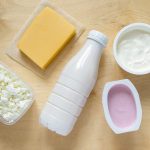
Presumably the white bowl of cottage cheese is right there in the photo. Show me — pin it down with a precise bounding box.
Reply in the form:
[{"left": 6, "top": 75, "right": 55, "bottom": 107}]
[{"left": 113, "top": 23, "right": 150, "bottom": 75}]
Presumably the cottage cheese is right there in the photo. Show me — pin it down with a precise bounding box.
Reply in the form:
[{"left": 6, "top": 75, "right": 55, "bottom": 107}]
[{"left": 0, "top": 64, "right": 33, "bottom": 124}]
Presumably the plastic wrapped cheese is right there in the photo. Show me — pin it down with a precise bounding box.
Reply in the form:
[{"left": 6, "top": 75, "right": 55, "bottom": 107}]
[
  {"left": 0, "top": 64, "right": 34, "bottom": 125},
  {"left": 6, "top": 0, "right": 84, "bottom": 77}
]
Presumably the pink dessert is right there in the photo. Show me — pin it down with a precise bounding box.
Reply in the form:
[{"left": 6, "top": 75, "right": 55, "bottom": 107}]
[{"left": 108, "top": 84, "right": 136, "bottom": 128}]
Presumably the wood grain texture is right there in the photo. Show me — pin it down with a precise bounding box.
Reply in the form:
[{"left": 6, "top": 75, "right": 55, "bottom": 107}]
[{"left": 0, "top": 0, "right": 150, "bottom": 150}]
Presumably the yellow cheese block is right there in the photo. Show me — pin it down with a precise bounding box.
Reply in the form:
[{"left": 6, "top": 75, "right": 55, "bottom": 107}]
[{"left": 17, "top": 7, "right": 76, "bottom": 69}]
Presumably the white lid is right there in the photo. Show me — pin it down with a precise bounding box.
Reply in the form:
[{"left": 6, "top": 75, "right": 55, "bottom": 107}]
[{"left": 87, "top": 30, "right": 108, "bottom": 47}]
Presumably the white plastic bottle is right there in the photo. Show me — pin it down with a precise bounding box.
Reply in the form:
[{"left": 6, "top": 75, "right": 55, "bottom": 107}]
[{"left": 40, "top": 30, "right": 108, "bottom": 136}]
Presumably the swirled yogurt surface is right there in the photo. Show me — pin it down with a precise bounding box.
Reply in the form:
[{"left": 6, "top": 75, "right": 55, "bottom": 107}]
[
  {"left": 0, "top": 64, "right": 33, "bottom": 124},
  {"left": 117, "top": 30, "right": 150, "bottom": 73}
]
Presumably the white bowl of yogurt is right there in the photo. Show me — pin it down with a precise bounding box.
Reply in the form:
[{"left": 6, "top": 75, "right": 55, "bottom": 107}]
[{"left": 113, "top": 23, "right": 150, "bottom": 75}]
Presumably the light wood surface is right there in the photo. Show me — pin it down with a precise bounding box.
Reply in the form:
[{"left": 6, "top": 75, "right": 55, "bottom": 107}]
[{"left": 0, "top": 0, "right": 150, "bottom": 150}]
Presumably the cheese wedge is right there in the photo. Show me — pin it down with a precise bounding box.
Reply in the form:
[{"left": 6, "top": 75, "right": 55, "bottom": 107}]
[{"left": 17, "top": 7, "right": 76, "bottom": 69}]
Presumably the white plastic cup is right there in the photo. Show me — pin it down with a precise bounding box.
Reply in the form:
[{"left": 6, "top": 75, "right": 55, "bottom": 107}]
[{"left": 102, "top": 79, "right": 142, "bottom": 134}]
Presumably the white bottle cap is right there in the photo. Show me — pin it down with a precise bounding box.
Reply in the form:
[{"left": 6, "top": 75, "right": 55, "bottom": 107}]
[{"left": 87, "top": 30, "right": 108, "bottom": 47}]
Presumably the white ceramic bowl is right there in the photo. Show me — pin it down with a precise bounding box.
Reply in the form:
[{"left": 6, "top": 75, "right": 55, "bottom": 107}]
[{"left": 113, "top": 23, "right": 150, "bottom": 75}]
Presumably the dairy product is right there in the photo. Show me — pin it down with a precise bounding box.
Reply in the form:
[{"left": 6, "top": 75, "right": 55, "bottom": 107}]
[
  {"left": 117, "top": 30, "right": 150, "bottom": 72},
  {"left": 40, "top": 30, "right": 108, "bottom": 136},
  {"left": 108, "top": 84, "right": 136, "bottom": 128},
  {"left": 102, "top": 79, "right": 142, "bottom": 134},
  {"left": 18, "top": 7, "right": 76, "bottom": 69},
  {"left": 0, "top": 64, "right": 33, "bottom": 124}
]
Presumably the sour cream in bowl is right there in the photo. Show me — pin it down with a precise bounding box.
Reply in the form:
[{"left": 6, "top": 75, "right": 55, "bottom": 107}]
[{"left": 113, "top": 23, "right": 150, "bottom": 75}]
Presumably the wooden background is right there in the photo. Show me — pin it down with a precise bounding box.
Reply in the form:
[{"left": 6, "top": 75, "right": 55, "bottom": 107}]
[{"left": 0, "top": 0, "right": 150, "bottom": 150}]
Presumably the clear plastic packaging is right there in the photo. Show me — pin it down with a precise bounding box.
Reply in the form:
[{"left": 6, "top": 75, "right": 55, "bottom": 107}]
[
  {"left": 0, "top": 62, "right": 34, "bottom": 125},
  {"left": 6, "top": 0, "right": 85, "bottom": 78}
]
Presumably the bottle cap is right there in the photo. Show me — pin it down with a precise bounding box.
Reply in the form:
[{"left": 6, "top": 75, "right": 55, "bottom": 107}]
[{"left": 87, "top": 30, "right": 108, "bottom": 47}]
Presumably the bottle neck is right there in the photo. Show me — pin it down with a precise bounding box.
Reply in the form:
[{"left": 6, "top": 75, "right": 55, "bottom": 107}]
[
  {"left": 80, "top": 38, "right": 104, "bottom": 59},
  {"left": 61, "top": 37, "right": 105, "bottom": 91}
]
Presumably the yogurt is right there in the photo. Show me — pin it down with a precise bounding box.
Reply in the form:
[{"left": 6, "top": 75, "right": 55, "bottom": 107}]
[
  {"left": 118, "top": 30, "right": 150, "bottom": 72},
  {"left": 102, "top": 79, "right": 142, "bottom": 134},
  {"left": 113, "top": 23, "right": 150, "bottom": 75}
]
